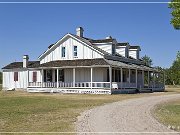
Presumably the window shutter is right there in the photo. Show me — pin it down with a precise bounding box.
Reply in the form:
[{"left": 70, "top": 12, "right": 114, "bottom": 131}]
[
  {"left": 33, "top": 72, "right": 37, "bottom": 82},
  {"left": 14, "top": 72, "right": 18, "bottom": 81}
]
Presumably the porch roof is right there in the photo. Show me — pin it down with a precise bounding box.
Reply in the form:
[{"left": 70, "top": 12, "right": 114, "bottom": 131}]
[{"left": 2, "top": 58, "right": 155, "bottom": 71}]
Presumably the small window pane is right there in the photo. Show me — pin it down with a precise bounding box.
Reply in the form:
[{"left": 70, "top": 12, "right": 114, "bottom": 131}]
[
  {"left": 62, "top": 47, "right": 65, "bottom": 57},
  {"left": 74, "top": 46, "right": 77, "bottom": 57}
]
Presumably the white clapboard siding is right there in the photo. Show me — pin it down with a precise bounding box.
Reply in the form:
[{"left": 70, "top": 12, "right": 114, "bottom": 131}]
[
  {"left": 116, "top": 47, "right": 126, "bottom": 57},
  {"left": 94, "top": 43, "right": 112, "bottom": 54},
  {"left": 3, "top": 70, "right": 28, "bottom": 89},
  {"left": 63, "top": 68, "right": 107, "bottom": 83},
  {"left": 40, "top": 37, "right": 103, "bottom": 64},
  {"left": 29, "top": 70, "right": 41, "bottom": 82},
  {"left": 129, "top": 50, "right": 139, "bottom": 59}
]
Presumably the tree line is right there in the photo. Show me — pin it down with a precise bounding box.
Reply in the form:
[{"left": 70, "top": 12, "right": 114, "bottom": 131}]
[
  {"left": 142, "top": 51, "right": 180, "bottom": 85},
  {"left": 0, "top": 72, "right": 2, "bottom": 84}
]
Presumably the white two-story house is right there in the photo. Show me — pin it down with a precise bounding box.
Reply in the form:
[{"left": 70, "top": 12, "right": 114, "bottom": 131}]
[{"left": 2, "top": 27, "right": 165, "bottom": 94}]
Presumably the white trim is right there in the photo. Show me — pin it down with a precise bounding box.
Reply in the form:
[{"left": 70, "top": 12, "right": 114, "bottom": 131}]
[
  {"left": 38, "top": 33, "right": 104, "bottom": 60},
  {"left": 57, "top": 69, "right": 59, "bottom": 88},
  {"left": 73, "top": 68, "right": 75, "bottom": 87},
  {"left": 91, "top": 67, "right": 93, "bottom": 90}
]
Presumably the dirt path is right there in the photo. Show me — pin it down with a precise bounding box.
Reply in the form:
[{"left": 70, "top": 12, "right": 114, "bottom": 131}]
[{"left": 76, "top": 94, "right": 180, "bottom": 135}]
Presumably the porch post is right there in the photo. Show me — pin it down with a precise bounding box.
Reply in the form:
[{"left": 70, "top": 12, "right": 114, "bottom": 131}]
[
  {"left": 41, "top": 69, "right": 44, "bottom": 88},
  {"left": 121, "top": 67, "right": 123, "bottom": 89},
  {"left": 136, "top": 69, "right": 138, "bottom": 88},
  {"left": 113, "top": 68, "right": 115, "bottom": 82},
  {"left": 57, "top": 69, "right": 59, "bottom": 88},
  {"left": 148, "top": 70, "right": 150, "bottom": 88},
  {"left": 73, "top": 68, "right": 76, "bottom": 87},
  {"left": 109, "top": 66, "right": 112, "bottom": 91},
  {"left": 142, "top": 70, "right": 144, "bottom": 88},
  {"left": 27, "top": 69, "right": 29, "bottom": 87},
  {"left": 91, "top": 67, "right": 93, "bottom": 89},
  {"left": 153, "top": 71, "right": 155, "bottom": 88},
  {"left": 129, "top": 68, "right": 131, "bottom": 84}
]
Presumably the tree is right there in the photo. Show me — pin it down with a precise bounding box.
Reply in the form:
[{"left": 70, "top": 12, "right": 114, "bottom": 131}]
[
  {"left": 0, "top": 72, "right": 2, "bottom": 84},
  {"left": 141, "top": 55, "right": 153, "bottom": 67},
  {"left": 169, "top": 0, "right": 180, "bottom": 30},
  {"left": 169, "top": 51, "right": 180, "bottom": 85}
]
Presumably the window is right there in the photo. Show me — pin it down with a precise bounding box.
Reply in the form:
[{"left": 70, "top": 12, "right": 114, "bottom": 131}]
[
  {"left": 73, "top": 46, "right": 77, "bottom": 57},
  {"left": 14, "top": 72, "right": 18, "bottom": 81},
  {"left": 62, "top": 47, "right": 65, "bottom": 57},
  {"left": 33, "top": 72, "right": 37, "bottom": 82}
]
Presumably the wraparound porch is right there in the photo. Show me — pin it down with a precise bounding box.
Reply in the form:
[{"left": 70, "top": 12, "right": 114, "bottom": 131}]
[{"left": 27, "top": 66, "right": 165, "bottom": 94}]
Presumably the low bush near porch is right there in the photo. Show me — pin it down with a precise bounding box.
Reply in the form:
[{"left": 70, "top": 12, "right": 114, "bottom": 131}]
[
  {"left": 0, "top": 90, "right": 177, "bottom": 132},
  {"left": 154, "top": 99, "right": 180, "bottom": 131}
]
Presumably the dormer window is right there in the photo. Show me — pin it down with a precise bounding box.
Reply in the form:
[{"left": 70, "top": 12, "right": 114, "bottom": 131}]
[
  {"left": 62, "top": 47, "right": 65, "bottom": 57},
  {"left": 73, "top": 46, "right": 77, "bottom": 57}
]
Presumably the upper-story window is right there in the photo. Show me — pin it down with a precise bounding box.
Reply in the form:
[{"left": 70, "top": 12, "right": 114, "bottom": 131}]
[
  {"left": 62, "top": 47, "right": 65, "bottom": 57},
  {"left": 73, "top": 46, "right": 77, "bottom": 57}
]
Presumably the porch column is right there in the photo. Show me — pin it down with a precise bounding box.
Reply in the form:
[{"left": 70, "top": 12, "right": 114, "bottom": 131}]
[
  {"left": 73, "top": 68, "right": 76, "bottom": 87},
  {"left": 148, "top": 70, "right": 150, "bottom": 88},
  {"left": 153, "top": 71, "right": 155, "bottom": 88},
  {"left": 142, "top": 70, "right": 144, "bottom": 88},
  {"left": 113, "top": 68, "right": 115, "bottom": 82},
  {"left": 57, "top": 69, "right": 59, "bottom": 88},
  {"left": 27, "top": 70, "right": 29, "bottom": 87},
  {"left": 41, "top": 69, "right": 44, "bottom": 88},
  {"left": 129, "top": 68, "right": 131, "bottom": 84},
  {"left": 91, "top": 67, "right": 93, "bottom": 89},
  {"left": 136, "top": 69, "right": 138, "bottom": 88},
  {"left": 52, "top": 69, "right": 55, "bottom": 82},
  {"left": 109, "top": 66, "right": 112, "bottom": 91},
  {"left": 121, "top": 67, "right": 123, "bottom": 89}
]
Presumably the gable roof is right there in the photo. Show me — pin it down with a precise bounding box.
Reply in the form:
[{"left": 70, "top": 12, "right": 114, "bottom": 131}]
[
  {"left": 88, "top": 38, "right": 114, "bottom": 43},
  {"left": 38, "top": 33, "right": 109, "bottom": 60},
  {"left": 2, "top": 61, "right": 40, "bottom": 69},
  {"left": 129, "top": 46, "right": 141, "bottom": 51},
  {"left": 117, "top": 42, "right": 129, "bottom": 46}
]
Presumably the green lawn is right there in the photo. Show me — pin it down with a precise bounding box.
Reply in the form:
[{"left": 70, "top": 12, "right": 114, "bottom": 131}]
[
  {"left": 154, "top": 99, "right": 180, "bottom": 131},
  {"left": 0, "top": 88, "right": 179, "bottom": 132},
  {"left": 0, "top": 91, "right": 163, "bottom": 132}
]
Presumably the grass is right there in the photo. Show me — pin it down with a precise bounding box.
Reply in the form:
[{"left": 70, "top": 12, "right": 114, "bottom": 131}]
[
  {"left": 0, "top": 88, "right": 179, "bottom": 132},
  {"left": 0, "top": 91, "right": 167, "bottom": 132},
  {"left": 0, "top": 84, "right": 2, "bottom": 91},
  {"left": 154, "top": 99, "right": 180, "bottom": 131}
]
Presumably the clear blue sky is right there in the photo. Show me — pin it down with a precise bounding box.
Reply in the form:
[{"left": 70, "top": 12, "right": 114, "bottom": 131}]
[{"left": 0, "top": 1, "right": 179, "bottom": 69}]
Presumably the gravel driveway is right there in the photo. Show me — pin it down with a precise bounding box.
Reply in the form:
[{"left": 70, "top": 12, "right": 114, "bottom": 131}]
[{"left": 76, "top": 94, "right": 180, "bottom": 135}]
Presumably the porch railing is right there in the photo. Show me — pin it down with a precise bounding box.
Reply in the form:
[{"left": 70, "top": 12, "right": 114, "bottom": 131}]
[
  {"left": 28, "top": 82, "right": 164, "bottom": 89},
  {"left": 28, "top": 82, "right": 110, "bottom": 89},
  {"left": 112, "top": 82, "right": 136, "bottom": 89}
]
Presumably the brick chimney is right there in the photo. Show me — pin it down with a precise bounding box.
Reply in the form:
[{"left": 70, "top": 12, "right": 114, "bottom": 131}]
[
  {"left": 23, "top": 55, "right": 29, "bottom": 68},
  {"left": 76, "top": 27, "right": 84, "bottom": 37}
]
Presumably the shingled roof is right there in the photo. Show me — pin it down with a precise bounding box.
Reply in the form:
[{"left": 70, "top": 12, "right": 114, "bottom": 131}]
[
  {"left": 2, "top": 59, "right": 110, "bottom": 69},
  {"left": 117, "top": 42, "right": 129, "bottom": 46},
  {"left": 40, "top": 58, "right": 109, "bottom": 67},
  {"left": 2, "top": 61, "right": 40, "bottom": 69},
  {"left": 88, "top": 38, "right": 114, "bottom": 43},
  {"left": 129, "top": 46, "right": 141, "bottom": 50},
  {"left": 70, "top": 34, "right": 110, "bottom": 55}
]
